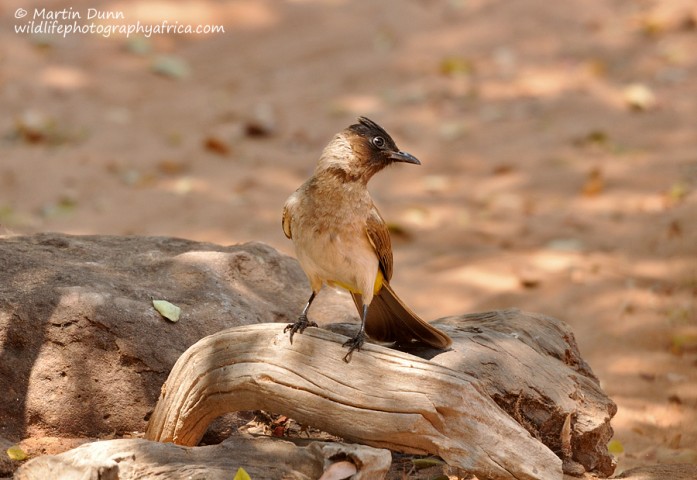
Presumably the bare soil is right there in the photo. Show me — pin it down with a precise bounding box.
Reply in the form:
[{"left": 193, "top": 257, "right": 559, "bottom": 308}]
[{"left": 1, "top": 0, "right": 696, "bottom": 476}]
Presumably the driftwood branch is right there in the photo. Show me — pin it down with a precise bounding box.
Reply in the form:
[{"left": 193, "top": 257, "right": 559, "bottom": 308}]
[
  {"left": 15, "top": 434, "right": 392, "bottom": 480},
  {"left": 146, "top": 322, "right": 562, "bottom": 480}
]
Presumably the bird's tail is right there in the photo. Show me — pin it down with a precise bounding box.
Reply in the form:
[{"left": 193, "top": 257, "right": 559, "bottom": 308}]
[{"left": 351, "top": 282, "right": 452, "bottom": 349}]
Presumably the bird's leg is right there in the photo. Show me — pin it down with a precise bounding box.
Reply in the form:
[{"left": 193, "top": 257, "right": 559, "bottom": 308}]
[
  {"left": 284, "top": 291, "right": 318, "bottom": 344},
  {"left": 343, "top": 303, "right": 368, "bottom": 363}
]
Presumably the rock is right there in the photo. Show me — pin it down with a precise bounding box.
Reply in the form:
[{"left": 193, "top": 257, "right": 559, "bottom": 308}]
[
  {"left": 0, "top": 233, "right": 321, "bottom": 441},
  {"left": 15, "top": 435, "right": 392, "bottom": 480}
]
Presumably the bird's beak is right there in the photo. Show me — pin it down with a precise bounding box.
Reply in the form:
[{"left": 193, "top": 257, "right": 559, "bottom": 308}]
[{"left": 389, "top": 150, "right": 421, "bottom": 165}]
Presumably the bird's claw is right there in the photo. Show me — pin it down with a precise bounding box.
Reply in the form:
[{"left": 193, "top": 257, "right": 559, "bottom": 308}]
[
  {"left": 342, "top": 331, "right": 366, "bottom": 363},
  {"left": 284, "top": 315, "right": 318, "bottom": 344}
]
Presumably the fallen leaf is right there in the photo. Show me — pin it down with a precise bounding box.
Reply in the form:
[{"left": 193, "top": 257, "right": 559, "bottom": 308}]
[
  {"left": 667, "top": 220, "right": 682, "bottom": 238},
  {"left": 670, "top": 332, "right": 697, "bottom": 355},
  {"left": 668, "top": 433, "right": 682, "bottom": 449},
  {"left": 638, "top": 14, "right": 669, "bottom": 37},
  {"left": 608, "top": 439, "right": 624, "bottom": 455},
  {"left": 318, "top": 460, "right": 357, "bottom": 480},
  {"left": 573, "top": 129, "right": 609, "bottom": 148},
  {"left": 233, "top": 467, "right": 252, "bottom": 480},
  {"left": 152, "top": 300, "right": 181, "bottom": 322},
  {"left": 157, "top": 160, "right": 189, "bottom": 175},
  {"left": 125, "top": 36, "right": 152, "bottom": 55},
  {"left": 585, "top": 58, "right": 608, "bottom": 78},
  {"left": 244, "top": 121, "right": 274, "bottom": 138},
  {"left": 411, "top": 456, "right": 445, "bottom": 470},
  {"left": 665, "top": 182, "right": 688, "bottom": 205},
  {"left": 439, "top": 56, "right": 474, "bottom": 76},
  {"left": 492, "top": 164, "right": 514, "bottom": 175},
  {"left": 623, "top": 83, "right": 657, "bottom": 111},
  {"left": 203, "top": 136, "right": 231, "bottom": 156},
  {"left": 151, "top": 55, "right": 191, "bottom": 79},
  {"left": 582, "top": 167, "right": 605, "bottom": 196},
  {"left": 7, "top": 445, "right": 27, "bottom": 461},
  {"left": 518, "top": 269, "right": 541, "bottom": 289},
  {"left": 40, "top": 195, "right": 78, "bottom": 219}
]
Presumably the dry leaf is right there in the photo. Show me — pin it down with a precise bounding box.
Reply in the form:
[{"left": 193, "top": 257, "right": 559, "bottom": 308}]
[
  {"left": 203, "top": 136, "right": 231, "bottom": 156},
  {"left": 623, "top": 83, "right": 657, "bottom": 111},
  {"left": 318, "top": 460, "right": 357, "bottom": 480},
  {"left": 665, "top": 182, "right": 688, "bottom": 205},
  {"left": 582, "top": 167, "right": 605, "bottom": 196},
  {"left": 439, "top": 56, "right": 474, "bottom": 76},
  {"left": 152, "top": 300, "right": 181, "bottom": 322},
  {"left": 668, "top": 433, "right": 682, "bottom": 449},
  {"left": 157, "top": 160, "right": 189, "bottom": 175}
]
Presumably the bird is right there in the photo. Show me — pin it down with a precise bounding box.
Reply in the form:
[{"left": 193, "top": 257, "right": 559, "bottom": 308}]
[{"left": 281, "top": 116, "right": 452, "bottom": 362}]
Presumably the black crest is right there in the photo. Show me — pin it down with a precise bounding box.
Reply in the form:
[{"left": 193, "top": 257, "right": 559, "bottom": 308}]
[{"left": 348, "top": 117, "right": 398, "bottom": 150}]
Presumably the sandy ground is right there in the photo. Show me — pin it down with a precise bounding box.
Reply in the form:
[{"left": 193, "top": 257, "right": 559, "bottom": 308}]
[{"left": 1, "top": 0, "right": 696, "bottom": 476}]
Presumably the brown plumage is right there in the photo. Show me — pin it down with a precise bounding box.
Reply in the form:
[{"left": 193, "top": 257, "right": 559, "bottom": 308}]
[{"left": 282, "top": 117, "right": 452, "bottom": 361}]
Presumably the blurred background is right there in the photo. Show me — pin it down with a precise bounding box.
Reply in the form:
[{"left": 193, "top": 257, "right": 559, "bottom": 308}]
[{"left": 1, "top": 0, "right": 696, "bottom": 473}]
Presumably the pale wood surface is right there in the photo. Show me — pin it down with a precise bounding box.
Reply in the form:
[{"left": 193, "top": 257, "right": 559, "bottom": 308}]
[
  {"left": 145, "top": 322, "right": 564, "bottom": 480},
  {"left": 15, "top": 434, "right": 392, "bottom": 480}
]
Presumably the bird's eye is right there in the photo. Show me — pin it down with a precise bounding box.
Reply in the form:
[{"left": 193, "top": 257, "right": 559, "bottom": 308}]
[{"left": 372, "top": 136, "right": 386, "bottom": 148}]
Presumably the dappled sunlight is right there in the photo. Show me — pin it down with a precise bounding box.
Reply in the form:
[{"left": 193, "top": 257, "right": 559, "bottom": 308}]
[
  {"left": 40, "top": 65, "right": 90, "bottom": 90},
  {"left": 439, "top": 261, "right": 521, "bottom": 293}
]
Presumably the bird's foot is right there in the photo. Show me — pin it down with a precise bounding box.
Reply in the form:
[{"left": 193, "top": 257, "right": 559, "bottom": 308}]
[
  {"left": 284, "top": 315, "right": 318, "bottom": 344},
  {"left": 342, "top": 331, "right": 366, "bottom": 363}
]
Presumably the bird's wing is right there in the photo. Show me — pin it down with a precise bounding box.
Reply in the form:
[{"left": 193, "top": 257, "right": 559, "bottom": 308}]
[
  {"left": 281, "top": 197, "right": 295, "bottom": 239},
  {"left": 365, "top": 205, "right": 393, "bottom": 281}
]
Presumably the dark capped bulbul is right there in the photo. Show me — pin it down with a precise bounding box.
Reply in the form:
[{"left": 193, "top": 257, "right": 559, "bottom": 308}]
[{"left": 282, "top": 117, "right": 452, "bottom": 362}]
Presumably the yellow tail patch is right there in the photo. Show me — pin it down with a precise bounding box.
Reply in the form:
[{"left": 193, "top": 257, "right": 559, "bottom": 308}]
[{"left": 331, "top": 270, "right": 384, "bottom": 295}]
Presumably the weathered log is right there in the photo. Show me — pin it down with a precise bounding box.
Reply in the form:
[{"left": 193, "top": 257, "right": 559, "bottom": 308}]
[
  {"left": 14, "top": 434, "right": 392, "bottom": 480},
  {"left": 146, "top": 323, "right": 562, "bottom": 480},
  {"left": 429, "top": 310, "right": 617, "bottom": 476}
]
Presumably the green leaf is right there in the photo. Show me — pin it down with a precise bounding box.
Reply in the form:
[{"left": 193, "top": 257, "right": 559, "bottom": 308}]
[
  {"left": 7, "top": 445, "right": 27, "bottom": 461},
  {"left": 151, "top": 55, "right": 190, "bottom": 79},
  {"left": 152, "top": 300, "right": 181, "bottom": 322},
  {"left": 233, "top": 467, "right": 252, "bottom": 480}
]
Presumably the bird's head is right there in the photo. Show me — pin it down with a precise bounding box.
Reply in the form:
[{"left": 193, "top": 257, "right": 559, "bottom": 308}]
[{"left": 317, "top": 117, "right": 420, "bottom": 183}]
